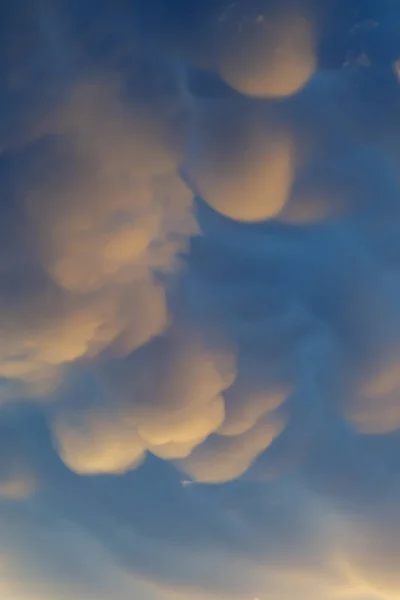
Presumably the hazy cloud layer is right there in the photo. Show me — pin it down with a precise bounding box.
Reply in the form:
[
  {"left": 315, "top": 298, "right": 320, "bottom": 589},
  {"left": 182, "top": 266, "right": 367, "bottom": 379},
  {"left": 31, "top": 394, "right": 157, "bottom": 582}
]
[{"left": 2, "top": 1, "right": 400, "bottom": 599}]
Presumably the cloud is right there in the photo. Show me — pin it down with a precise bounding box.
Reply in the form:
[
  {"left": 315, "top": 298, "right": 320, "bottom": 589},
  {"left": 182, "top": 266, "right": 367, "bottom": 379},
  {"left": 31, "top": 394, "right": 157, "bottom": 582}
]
[
  {"left": 0, "top": 36, "right": 195, "bottom": 399},
  {"left": 214, "top": 0, "right": 316, "bottom": 98},
  {"left": 181, "top": 95, "right": 296, "bottom": 221},
  {"left": 49, "top": 330, "right": 235, "bottom": 474},
  {"left": 3, "top": 1, "right": 400, "bottom": 600}
]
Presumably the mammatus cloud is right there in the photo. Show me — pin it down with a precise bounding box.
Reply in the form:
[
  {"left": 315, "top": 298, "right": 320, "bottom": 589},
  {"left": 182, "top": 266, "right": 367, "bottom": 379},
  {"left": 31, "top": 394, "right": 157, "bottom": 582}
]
[
  {"left": 182, "top": 94, "right": 296, "bottom": 221},
  {"left": 214, "top": 1, "right": 317, "bottom": 98},
  {"left": 50, "top": 330, "right": 235, "bottom": 474},
  {"left": 2, "top": 0, "right": 400, "bottom": 599}
]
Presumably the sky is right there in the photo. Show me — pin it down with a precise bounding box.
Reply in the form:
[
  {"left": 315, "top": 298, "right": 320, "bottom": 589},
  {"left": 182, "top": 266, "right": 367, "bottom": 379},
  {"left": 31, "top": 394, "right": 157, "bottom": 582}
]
[{"left": 2, "top": 0, "right": 400, "bottom": 599}]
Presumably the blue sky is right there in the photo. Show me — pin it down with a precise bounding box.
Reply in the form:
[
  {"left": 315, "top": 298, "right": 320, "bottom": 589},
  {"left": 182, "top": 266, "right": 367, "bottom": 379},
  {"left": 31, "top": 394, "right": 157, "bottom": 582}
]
[{"left": 2, "top": 1, "right": 400, "bottom": 599}]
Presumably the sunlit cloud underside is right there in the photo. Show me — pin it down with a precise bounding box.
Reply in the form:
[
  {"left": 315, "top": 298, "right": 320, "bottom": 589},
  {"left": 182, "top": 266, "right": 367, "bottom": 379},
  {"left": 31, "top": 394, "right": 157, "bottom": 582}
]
[{"left": 2, "top": 0, "right": 400, "bottom": 599}]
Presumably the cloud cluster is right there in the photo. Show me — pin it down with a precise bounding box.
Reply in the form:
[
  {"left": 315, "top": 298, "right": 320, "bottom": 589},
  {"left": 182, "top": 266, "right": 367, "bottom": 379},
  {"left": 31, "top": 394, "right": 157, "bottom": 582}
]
[
  {"left": 0, "top": 29, "right": 196, "bottom": 395},
  {"left": 3, "top": 1, "right": 400, "bottom": 599},
  {"left": 50, "top": 330, "right": 235, "bottom": 475}
]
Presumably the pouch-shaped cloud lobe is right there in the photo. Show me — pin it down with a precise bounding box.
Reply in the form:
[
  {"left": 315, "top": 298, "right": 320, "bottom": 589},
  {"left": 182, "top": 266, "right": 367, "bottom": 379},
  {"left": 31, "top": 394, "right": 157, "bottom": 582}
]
[{"left": 2, "top": 0, "right": 400, "bottom": 599}]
